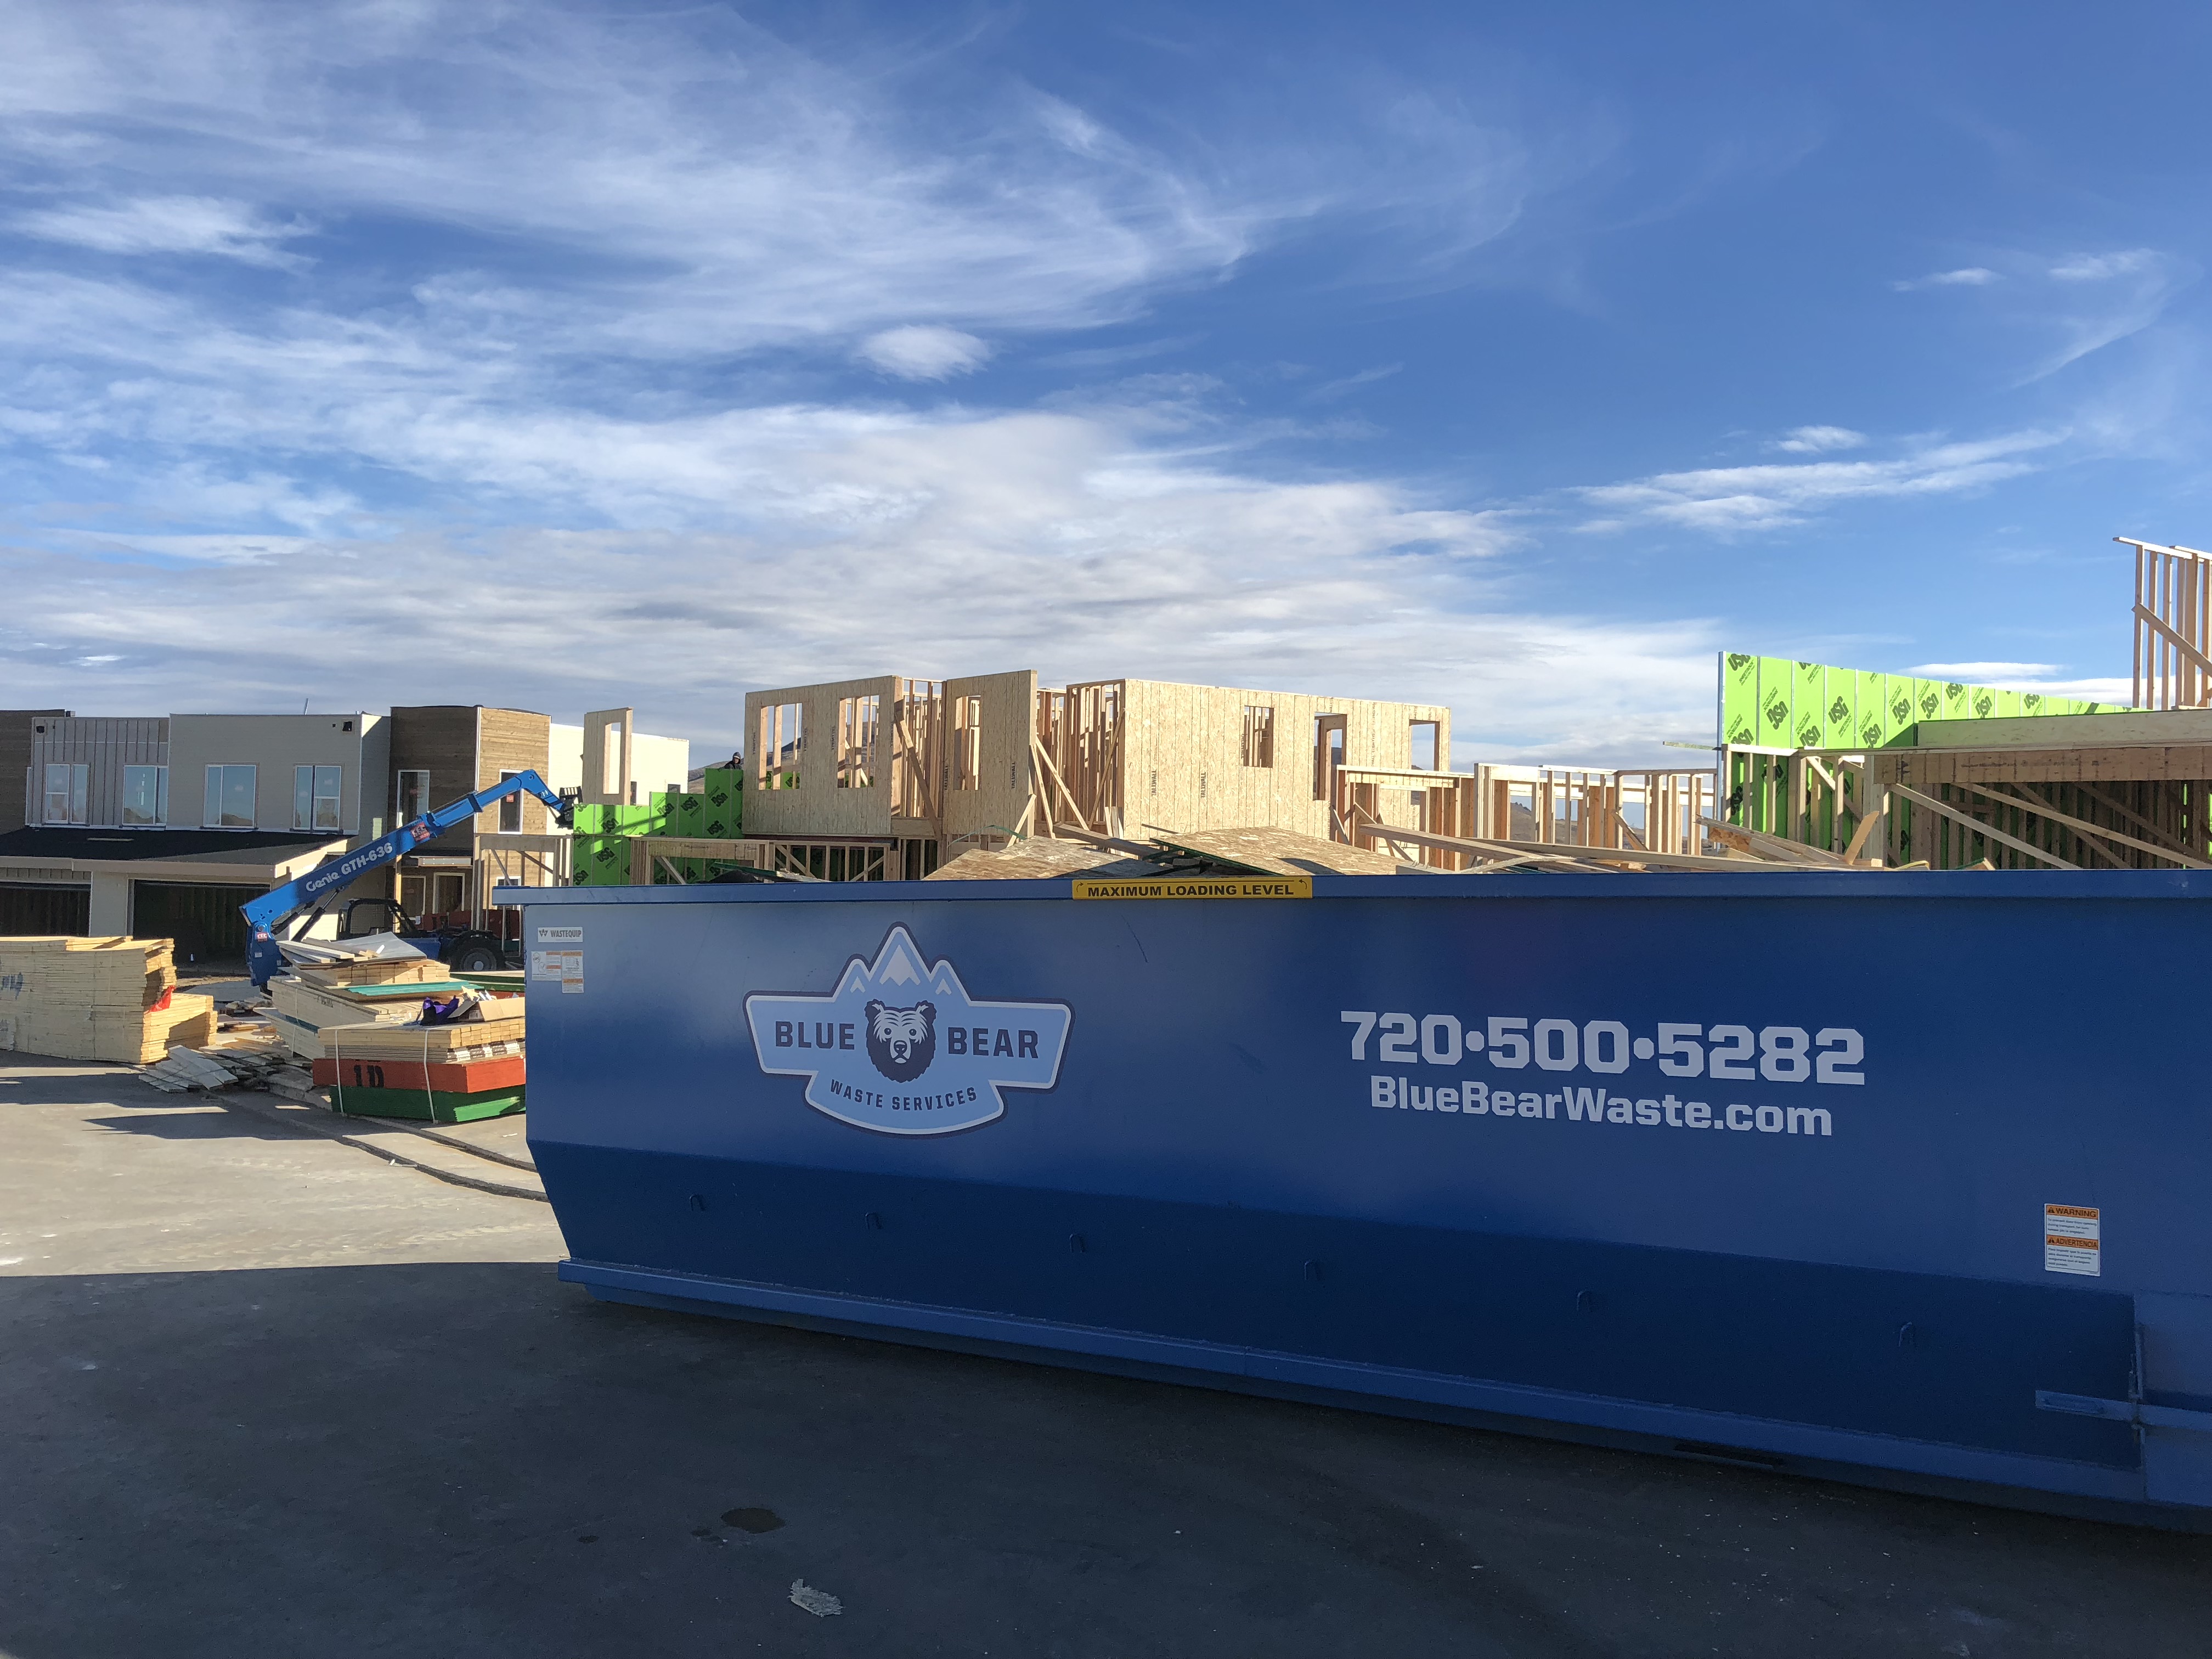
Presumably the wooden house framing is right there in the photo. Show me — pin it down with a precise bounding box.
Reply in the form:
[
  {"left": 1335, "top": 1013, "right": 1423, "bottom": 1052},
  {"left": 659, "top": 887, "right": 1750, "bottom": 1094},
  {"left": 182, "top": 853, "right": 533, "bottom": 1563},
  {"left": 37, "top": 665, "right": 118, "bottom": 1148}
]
[{"left": 738, "top": 673, "right": 1455, "bottom": 876}]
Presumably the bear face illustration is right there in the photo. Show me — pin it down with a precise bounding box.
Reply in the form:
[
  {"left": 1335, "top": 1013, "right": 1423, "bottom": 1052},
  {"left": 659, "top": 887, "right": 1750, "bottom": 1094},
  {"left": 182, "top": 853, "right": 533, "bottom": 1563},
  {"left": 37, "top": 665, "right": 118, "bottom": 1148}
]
[{"left": 864, "top": 998, "right": 936, "bottom": 1082}]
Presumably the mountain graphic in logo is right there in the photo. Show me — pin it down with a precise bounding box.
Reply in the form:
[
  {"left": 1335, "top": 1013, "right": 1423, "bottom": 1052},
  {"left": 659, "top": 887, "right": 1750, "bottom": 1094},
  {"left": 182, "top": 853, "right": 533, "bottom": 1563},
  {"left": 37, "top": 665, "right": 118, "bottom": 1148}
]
[{"left": 744, "top": 926, "right": 1072, "bottom": 1135}]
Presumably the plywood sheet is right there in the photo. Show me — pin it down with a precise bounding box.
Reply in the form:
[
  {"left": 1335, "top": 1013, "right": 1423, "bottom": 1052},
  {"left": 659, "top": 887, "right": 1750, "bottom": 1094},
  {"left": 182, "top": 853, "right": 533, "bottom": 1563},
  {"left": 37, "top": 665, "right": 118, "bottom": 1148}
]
[
  {"left": 1163, "top": 826, "right": 1401, "bottom": 876},
  {"left": 927, "top": 840, "right": 1164, "bottom": 881}
]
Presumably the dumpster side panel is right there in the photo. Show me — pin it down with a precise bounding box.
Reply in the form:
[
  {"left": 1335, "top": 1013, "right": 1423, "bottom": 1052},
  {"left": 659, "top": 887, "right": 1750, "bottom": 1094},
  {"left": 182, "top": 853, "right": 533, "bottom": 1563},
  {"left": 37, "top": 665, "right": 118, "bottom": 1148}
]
[{"left": 523, "top": 879, "right": 2212, "bottom": 1514}]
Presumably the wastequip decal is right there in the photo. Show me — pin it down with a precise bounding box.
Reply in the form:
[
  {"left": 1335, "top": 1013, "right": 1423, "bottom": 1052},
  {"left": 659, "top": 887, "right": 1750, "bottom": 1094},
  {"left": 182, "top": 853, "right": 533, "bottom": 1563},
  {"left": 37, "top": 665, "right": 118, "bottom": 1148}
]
[
  {"left": 745, "top": 927, "right": 1072, "bottom": 1135},
  {"left": 1342, "top": 1011, "right": 1860, "bottom": 1141}
]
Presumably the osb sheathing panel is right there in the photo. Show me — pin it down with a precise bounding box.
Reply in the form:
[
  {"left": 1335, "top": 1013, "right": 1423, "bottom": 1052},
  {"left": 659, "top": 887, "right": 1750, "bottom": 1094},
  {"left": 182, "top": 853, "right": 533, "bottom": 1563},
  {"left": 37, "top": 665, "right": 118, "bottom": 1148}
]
[
  {"left": 1120, "top": 680, "right": 1448, "bottom": 839},
  {"left": 942, "top": 669, "right": 1040, "bottom": 843},
  {"left": 742, "top": 674, "right": 901, "bottom": 839},
  {"left": 926, "top": 840, "right": 1163, "bottom": 881},
  {"left": 1164, "top": 826, "right": 1403, "bottom": 876}
]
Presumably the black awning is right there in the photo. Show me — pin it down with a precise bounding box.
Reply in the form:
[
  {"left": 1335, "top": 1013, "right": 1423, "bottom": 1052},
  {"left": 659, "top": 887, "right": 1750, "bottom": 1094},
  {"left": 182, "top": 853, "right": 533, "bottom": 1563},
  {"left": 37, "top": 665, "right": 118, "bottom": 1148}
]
[{"left": 0, "top": 826, "right": 345, "bottom": 862}]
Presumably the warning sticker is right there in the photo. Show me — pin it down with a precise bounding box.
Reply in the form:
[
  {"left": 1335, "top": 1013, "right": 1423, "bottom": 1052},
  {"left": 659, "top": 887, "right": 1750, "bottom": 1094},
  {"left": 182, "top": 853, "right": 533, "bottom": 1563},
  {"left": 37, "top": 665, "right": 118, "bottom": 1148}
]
[
  {"left": 531, "top": 949, "right": 585, "bottom": 992},
  {"left": 1071, "top": 875, "right": 1312, "bottom": 901},
  {"left": 2044, "top": 1204, "right": 2101, "bottom": 1276}
]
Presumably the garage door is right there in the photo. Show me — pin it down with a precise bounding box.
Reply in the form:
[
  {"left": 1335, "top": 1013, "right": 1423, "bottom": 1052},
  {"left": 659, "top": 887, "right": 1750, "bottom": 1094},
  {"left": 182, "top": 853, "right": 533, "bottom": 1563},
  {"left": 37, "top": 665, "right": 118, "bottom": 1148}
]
[
  {"left": 0, "top": 882, "right": 90, "bottom": 935},
  {"left": 131, "top": 881, "right": 264, "bottom": 966}
]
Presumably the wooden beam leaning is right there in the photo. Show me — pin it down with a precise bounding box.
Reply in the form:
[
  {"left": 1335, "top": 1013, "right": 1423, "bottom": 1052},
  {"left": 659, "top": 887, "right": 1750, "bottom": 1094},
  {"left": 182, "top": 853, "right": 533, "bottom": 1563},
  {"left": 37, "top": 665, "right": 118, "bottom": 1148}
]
[
  {"left": 1698, "top": 816, "right": 1856, "bottom": 867},
  {"left": 2132, "top": 605, "right": 2212, "bottom": 698},
  {"left": 1885, "top": 784, "right": 2079, "bottom": 871},
  {"left": 1842, "top": 786, "right": 1886, "bottom": 864},
  {"left": 1029, "top": 733, "right": 1088, "bottom": 832},
  {"left": 1970, "top": 782, "right": 2212, "bottom": 870},
  {"left": 1361, "top": 822, "right": 1808, "bottom": 872}
]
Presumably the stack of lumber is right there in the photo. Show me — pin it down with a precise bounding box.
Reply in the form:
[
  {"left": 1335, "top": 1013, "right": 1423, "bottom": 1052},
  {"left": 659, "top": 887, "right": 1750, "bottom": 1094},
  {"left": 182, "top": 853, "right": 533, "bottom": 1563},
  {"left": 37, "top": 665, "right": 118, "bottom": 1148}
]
[
  {"left": 315, "top": 998, "right": 527, "bottom": 1122},
  {"left": 0, "top": 935, "right": 216, "bottom": 1062},
  {"left": 312, "top": 1049, "right": 527, "bottom": 1124},
  {"left": 265, "top": 956, "right": 464, "bottom": 1060}
]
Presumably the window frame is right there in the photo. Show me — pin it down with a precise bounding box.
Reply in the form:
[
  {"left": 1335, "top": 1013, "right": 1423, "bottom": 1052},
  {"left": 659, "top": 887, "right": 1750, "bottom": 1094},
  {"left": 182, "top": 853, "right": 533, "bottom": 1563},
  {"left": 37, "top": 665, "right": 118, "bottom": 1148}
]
[
  {"left": 497, "top": 770, "right": 523, "bottom": 833},
  {"left": 294, "top": 764, "right": 344, "bottom": 832},
  {"left": 121, "top": 764, "right": 168, "bottom": 827},
  {"left": 394, "top": 770, "right": 431, "bottom": 825},
  {"left": 43, "top": 762, "right": 88, "bottom": 825},
  {"left": 204, "top": 763, "right": 258, "bottom": 829}
]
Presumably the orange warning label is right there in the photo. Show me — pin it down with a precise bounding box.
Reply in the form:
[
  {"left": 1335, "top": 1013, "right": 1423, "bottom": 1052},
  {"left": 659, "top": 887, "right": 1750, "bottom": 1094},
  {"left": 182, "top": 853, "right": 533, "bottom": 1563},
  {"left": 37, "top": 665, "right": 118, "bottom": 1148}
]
[{"left": 2044, "top": 1204, "right": 2100, "bottom": 1277}]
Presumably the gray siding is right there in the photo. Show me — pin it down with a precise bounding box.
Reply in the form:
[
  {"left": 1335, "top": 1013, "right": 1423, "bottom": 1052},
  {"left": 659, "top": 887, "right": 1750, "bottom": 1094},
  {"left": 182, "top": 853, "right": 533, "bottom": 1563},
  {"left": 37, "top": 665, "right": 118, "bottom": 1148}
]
[{"left": 25, "top": 717, "right": 170, "bottom": 827}]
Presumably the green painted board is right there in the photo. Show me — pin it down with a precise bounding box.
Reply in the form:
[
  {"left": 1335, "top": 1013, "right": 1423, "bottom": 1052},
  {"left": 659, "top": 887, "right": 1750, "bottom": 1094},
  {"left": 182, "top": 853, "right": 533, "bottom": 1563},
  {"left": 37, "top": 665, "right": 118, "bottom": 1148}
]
[{"left": 329, "top": 1085, "right": 525, "bottom": 1124}]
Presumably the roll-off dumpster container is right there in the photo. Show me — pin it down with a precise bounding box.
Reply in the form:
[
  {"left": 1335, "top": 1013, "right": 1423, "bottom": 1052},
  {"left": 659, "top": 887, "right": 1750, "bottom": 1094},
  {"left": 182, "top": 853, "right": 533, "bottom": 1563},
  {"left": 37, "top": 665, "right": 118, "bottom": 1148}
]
[{"left": 511, "top": 871, "right": 2212, "bottom": 1525}]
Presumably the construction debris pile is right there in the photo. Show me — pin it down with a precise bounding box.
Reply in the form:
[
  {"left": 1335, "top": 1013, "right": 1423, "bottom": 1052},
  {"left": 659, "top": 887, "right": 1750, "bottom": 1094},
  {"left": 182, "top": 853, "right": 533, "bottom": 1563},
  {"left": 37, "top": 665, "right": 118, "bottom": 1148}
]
[{"left": 262, "top": 946, "right": 527, "bottom": 1124}]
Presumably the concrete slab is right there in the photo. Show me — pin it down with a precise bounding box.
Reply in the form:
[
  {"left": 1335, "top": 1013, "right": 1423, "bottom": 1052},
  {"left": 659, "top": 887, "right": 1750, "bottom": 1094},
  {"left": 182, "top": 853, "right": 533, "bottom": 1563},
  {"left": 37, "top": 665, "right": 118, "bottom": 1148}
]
[{"left": 3, "top": 1056, "right": 2208, "bottom": 1657}]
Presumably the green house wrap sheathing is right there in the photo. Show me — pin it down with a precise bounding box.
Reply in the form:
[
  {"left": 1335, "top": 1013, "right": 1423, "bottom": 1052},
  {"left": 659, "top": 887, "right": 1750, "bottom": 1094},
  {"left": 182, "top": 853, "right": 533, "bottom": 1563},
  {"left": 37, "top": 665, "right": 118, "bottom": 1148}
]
[
  {"left": 571, "top": 835, "right": 630, "bottom": 887},
  {"left": 1718, "top": 653, "right": 2117, "bottom": 751},
  {"left": 699, "top": 768, "right": 742, "bottom": 839}
]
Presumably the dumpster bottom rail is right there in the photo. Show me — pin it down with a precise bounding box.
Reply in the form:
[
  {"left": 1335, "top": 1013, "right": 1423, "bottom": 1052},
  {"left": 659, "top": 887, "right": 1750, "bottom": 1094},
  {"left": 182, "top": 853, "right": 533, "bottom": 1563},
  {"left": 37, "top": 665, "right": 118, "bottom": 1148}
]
[{"left": 557, "top": 1257, "right": 2211, "bottom": 1531}]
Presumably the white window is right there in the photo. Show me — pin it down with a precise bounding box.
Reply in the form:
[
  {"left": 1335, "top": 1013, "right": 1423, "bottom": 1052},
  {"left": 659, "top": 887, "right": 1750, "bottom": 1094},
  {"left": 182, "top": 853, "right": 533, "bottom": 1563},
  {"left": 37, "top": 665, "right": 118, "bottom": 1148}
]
[
  {"left": 498, "top": 770, "right": 523, "bottom": 832},
  {"left": 121, "top": 765, "right": 167, "bottom": 826},
  {"left": 204, "top": 764, "right": 257, "bottom": 828},
  {"left": 395, "top": 770, "right": 430, "bottom": 823},
  {"left": 43, "top": 763, "right": 88, "bottom": 825},
  {"left": 294, "top": 765, "right": 342, "bottom": 832}
]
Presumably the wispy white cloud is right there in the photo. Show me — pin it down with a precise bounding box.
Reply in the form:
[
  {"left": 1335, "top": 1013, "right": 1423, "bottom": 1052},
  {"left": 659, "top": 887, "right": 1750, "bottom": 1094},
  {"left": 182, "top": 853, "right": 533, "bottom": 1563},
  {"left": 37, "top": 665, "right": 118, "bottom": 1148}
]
[
  {"left": 0, "top": 409, "right": 1713, "bottom": 766},
  {"left": 1304, "top": 363, "right": 1403, "bottom": 402},
  {"left": 2050, "top": 250, "right": 2157, "bottom": 282},
  {"left": 1905, "top": 663, "right": 2131, "bottom": 703},
  {"left": 1770, "top": 425, "right": 1865, "bottom": 454},
  {"left": 856, "top": 326, "right": 992, "bottom": 381},
  {"left": 1576, "top": 430, "right": 2062, "bottom": 534},
  {"left": 1906, "top": 660, "right": 2061, "bottom": 678},
  {"left": 14, "top": 196, "right": 311, "bottom": 268},
  {"left": 1892, "top": 266, "right": 1999, "bottom": 291}
]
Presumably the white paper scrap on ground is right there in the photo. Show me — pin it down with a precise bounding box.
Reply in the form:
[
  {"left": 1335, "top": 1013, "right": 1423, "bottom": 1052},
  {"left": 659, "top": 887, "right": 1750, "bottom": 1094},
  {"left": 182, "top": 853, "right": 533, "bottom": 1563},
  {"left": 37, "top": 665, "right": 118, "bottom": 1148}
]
[{"left": 788, "top": 1579, "right": 843, "bottom": 1617}]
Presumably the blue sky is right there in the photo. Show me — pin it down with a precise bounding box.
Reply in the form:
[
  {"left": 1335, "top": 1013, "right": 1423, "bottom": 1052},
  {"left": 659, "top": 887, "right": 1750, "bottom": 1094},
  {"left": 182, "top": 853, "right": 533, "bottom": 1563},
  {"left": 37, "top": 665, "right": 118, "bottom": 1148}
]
[{"left": 0, "top": 1, "right": 2204, "bottom": 764}]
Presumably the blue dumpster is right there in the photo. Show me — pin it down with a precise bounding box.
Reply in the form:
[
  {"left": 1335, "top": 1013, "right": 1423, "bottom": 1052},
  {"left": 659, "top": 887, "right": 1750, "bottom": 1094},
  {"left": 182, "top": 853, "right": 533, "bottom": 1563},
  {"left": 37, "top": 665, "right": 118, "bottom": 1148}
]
[{"left": 511, "top": 871, "right": 2212, "bottom": 1525}]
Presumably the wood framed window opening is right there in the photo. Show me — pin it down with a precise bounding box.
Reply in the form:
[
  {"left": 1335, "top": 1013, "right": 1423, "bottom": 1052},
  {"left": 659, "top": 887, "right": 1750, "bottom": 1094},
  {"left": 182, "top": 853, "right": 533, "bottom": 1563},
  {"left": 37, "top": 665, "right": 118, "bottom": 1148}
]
[
  {"left": 951, "top": 696, "right": 983, "bottom": 792},
  {"left": 1242, "top": 705, "right": 1275, "bottom": 769},
  {"left": 757, "top": 703, "right": 802, "bottom": 790},
  {"left": 837, "top": 695, "right": 880, "bottom": 789},
  {"left": 1312, "top": 715, "right": 1346, "bottom": 801},
  {"left": 1409, "top": 720, "right": 1441, "bottom": 772}
]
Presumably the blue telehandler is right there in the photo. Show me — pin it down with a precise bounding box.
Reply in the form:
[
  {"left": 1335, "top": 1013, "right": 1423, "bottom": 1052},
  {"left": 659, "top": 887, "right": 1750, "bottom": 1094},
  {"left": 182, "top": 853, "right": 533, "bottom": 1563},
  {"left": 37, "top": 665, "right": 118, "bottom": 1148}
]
[{"left": 241, "top": 770, "right": 572, "bottom": 989}]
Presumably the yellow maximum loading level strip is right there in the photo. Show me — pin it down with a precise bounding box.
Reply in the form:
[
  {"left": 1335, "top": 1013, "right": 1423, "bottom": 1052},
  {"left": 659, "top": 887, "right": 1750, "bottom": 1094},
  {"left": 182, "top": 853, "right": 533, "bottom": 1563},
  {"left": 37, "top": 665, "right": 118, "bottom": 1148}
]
[{"left": 1071, "top": 875, "right": 1313, "bottom": 901}]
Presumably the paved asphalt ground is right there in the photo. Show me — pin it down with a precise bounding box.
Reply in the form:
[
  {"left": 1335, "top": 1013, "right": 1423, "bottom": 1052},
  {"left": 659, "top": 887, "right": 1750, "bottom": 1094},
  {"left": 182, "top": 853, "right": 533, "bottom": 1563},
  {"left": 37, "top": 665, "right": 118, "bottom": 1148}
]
[{"left": 3, "top": 1055, "right": 2208, "bottom": 1658}]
